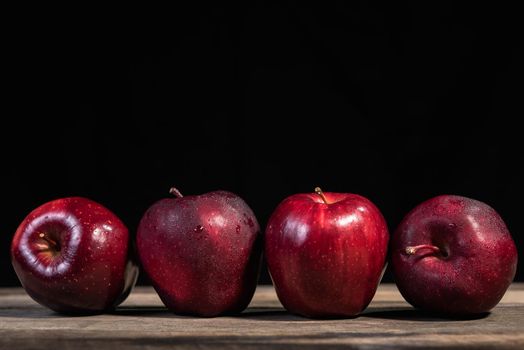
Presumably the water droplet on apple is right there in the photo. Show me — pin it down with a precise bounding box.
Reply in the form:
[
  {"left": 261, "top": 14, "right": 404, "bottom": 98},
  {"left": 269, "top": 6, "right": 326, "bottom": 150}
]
[
  {"left": 236, "top": 225, "right": 241, "bottom": 233},
  {"left": 194, "top": 225, "right": 204, "bottom": 233}
]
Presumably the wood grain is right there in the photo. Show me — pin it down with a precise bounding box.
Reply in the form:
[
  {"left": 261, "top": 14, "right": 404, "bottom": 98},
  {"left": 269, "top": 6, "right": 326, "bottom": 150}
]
[{"left": 1, "top": 284, "right": 523, "bottom": 349}]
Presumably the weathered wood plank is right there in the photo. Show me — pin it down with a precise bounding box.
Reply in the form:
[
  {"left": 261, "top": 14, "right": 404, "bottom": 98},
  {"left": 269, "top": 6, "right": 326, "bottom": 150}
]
[{"left": 1, "top": 284, "right": 523, "bottom": 349}]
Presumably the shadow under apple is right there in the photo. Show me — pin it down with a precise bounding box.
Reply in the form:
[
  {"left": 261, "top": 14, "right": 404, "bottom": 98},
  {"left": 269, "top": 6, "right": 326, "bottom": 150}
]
[{"left": 361, "top": 306, "right": 490, "bottom": 321}]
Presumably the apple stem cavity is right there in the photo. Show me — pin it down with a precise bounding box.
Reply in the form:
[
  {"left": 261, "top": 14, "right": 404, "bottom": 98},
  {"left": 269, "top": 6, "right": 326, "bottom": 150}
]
[
  {"left": 169, "top": 187, "right": 184, "bottom": 198},
  {"left": 404, "top": 244, "right": 441, "bottom": 256},
  {"left": 314, "top": 187, "right": 329, "bottom": 204},
  {"left": 38, "top": 233, "right": 60, "bottom": 251}
]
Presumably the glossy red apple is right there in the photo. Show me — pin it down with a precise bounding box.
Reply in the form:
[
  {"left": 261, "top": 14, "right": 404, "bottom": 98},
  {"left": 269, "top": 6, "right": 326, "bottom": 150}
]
[
  {"left": 265, "top": 187, "right": 389, "bottom": 318},
  {"left": 137, "top": 188, "right": 262, "bottom": 317},
  {"left": 11, "top": 197, "right": 138, "bottom": 314},
  {"left": 391, "top": 195, "right": 518, "bottom": 315}
]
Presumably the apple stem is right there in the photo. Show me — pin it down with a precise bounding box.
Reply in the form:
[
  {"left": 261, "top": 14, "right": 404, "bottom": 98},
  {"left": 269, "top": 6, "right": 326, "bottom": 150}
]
[
  {"left": 38, "top": 233, "right": 59, "bottom": 250},
  {"left": 405, "top": 244, "right": 441, "bottom": 256},
  {"left": 169, "top": 187, "right": 184, "bottom": 198},
  {"left": 314, "top": 187, "right": 329, "bottom": 204}
]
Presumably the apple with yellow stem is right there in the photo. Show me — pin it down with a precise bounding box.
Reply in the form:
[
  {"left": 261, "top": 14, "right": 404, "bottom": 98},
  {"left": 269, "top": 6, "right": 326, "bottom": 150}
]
[
  {"left": 391, "top": 195, "right": 518, "bottom": 315},
  {"left": 265, "top": 187, "right": 389, "bottom": 318}
]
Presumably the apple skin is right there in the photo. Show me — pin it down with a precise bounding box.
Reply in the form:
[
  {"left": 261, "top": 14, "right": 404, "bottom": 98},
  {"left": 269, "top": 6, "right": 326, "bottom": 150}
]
[
  {"left": 391, "top": 195, "right": 518, "bottom": 315},
  {"left": 137, "top": 189, "right": 262, "bottom": 317},
  {"left": 265, "top": 189, "right": 389, "bottom": 318},
  {"left": 11, "top": 197, "right": 138, "bottom": 314}
]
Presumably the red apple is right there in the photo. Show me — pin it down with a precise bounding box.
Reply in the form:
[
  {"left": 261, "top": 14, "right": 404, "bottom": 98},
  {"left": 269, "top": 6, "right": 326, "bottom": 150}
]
[
  {"left": 11, "top": 197, "right": 138, "bottom": 314},
  {"left": 265, "top": 187, "right": 389, "bottom": 318},
  {"left": 391, "top": 195, "right": 518, "bottom": 315},
  {"left": 137, "top": 188, "right": 262, "bottom": 317}
]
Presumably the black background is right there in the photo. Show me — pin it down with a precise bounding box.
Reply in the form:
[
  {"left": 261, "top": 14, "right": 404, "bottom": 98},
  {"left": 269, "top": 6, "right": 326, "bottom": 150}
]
[{"left": 2, "top": 3, "right": 522, "bottom": 286}]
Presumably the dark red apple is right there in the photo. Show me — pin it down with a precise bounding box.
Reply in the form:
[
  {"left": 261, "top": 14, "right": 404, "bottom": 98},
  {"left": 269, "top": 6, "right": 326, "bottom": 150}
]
[
  {"left": 11, "top": 197, "right": 138, "bottom": 314},
  {"left": 391, "top": 195, "right": 518, "bottom": 315},
  {"left": 265, "top": 187, "right": 389, "bottom": 318},
  {"left": 137, "top": 188, "right": 262, "bottom": 317}
]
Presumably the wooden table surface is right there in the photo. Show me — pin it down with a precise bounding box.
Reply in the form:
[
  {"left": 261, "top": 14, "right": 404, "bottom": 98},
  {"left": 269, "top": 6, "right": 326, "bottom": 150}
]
[{"left": 1, "top": 284, "right": 523, "bottom": 349}]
